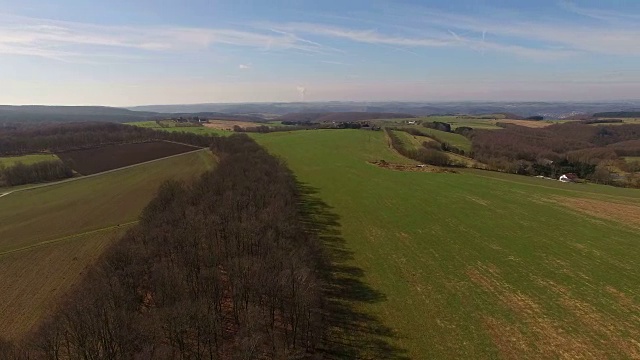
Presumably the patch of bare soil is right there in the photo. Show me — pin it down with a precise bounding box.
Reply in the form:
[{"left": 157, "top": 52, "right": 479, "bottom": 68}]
[
  {"left": 535, "top": 278, "right": 640, "bottom": 359},
  {"left": 368, "top": 160, "right": 458, "bottom": 173},
  {"left": 56, "top": 141, "right": 198, "bottom": 175},
  {"left": 204, "top": 120, "right": 262, "bottom": 130},
  {"left": 466, "top": 264, "right": 615, "bottom": 359},
  {"left": 496, "top": 119, "right": 553, "bottom": 128},
  {"left": 548, "top": 196, "right": 640, "bottom": 229}
]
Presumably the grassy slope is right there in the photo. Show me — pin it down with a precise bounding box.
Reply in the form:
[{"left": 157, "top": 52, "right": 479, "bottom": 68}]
[
  {"left": 255, "top": 129, "right": 640, "bottom": 359},
  {"left": 0, "top": 150, "right": 215, "bottom": 252},
  {"left": 423, "top": 116, "right": 504, "bottom": 130},
  {"left": 419, "top": 128, "right": 472, "bottom": 153},
  {"left": 0, "top": 150, "right": 216, "bottom": 339},
  {"left": 0, "top": 229, "right": 128, "bottom": 340},
  {"left": 126, "top": 121, "right": 230, "bottom": 136},
  {"left": 390, "top": 130, "right": 417, "bottom": 150},
  {"left": 0, "top": 154, "right": 60, "bottom": 167}
]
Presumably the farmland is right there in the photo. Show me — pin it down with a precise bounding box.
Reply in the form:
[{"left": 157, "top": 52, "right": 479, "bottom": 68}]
[
  {"left": 254, "top": 129, "right": 640, "bottom": 359},
  {"left": 203, "top": 119, "right": 267, "bottom": 130},
  {"left": 55, "top": 141, "right": 200, "bottom": 175},
  {"left": 127, "top": 120, "right": 231, "bottom": 135},
  {"left": 0, "top": 149, "right": 216, "bottom": 340},
  {"left": 0, "top": 154, "right": 60, "bottom": 167},
  {"left": 419, "top": 128, "right": 472, "bottom": 153}
]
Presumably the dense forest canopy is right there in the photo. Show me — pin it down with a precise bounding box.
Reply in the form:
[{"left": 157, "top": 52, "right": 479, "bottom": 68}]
[
  {"left": 1, "top": 134, "right": 327, "bottom": 359},
  {"left": 277, "top": 112, "right": 415, "bottom": 123},
  {"left": 0, "top": 106, "right": 265, "bottom": 125},
  {"left": 468, "top": 122, "right": 640, "bottom": 184},
  {"left": 0, "top": 122, "right": 215, "bottom": 155}
]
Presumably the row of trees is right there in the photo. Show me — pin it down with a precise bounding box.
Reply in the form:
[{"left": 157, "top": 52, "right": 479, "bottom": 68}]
[
  {"left": 0, "top": 123, "right": 220, "bottom": 155},
  {"left": 423, "top": 121, "right": 452, "bottom": 133},
  {"left": 0, "top": 161, "right": 73, "bottom": 186},
  {"left": 385, "top": 129, "right": 457, "bottom": 167},
  {"left": 3, "top": 134, "right": 327, "bottom": 359},
  {"left": 391, "top": 127, "right": 467, "bottom": 156},
  {"left": 467, "top": 122, "right": 640, "bottom": 185},
  {"left": 232, "top": 124, "right": 318, "bottom": 133}
]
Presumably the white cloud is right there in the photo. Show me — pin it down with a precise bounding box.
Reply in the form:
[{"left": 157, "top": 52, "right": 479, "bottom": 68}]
[
  {"left": 0, "top": 13, "right": 327, "bottom": 61},
  {"left": 560, "top": 2, "right": 640, "bottom": 23},
  {"left": 238, "top": 64, "right": 251, "bottom": 70},
  {"left": 398, "top": 6, "right": 640, "bottom": 57},
  {"left": 1, "top": 3, "right": 639, "bottom": 64},
  {"left": 261, "top": 4, "right": 640, "bottom": 59},
  {"left": 270, "top": 23, "right": 451, "bottom": 47},
  {"left": 265, "top": 22, "right": 575, "bottom": 59}
]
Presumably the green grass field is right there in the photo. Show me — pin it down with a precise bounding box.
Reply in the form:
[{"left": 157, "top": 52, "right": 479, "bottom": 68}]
[
  {"left": 0, "top": 154, "right": 60, "bottom": 167},
  {"left": 426, "top": 116, "right": 505, "bottom": 130},
  {"left": 591, "top": 118, "right": 640, "bottom": 126},
  {"left": 0, "top": 150, "right": 216, "bottom": 340},
  {"left": 254, "top": 129, "right": 640, "bottom": 359},
  {"left": 419, "top": 128, "right": 472, "bottom": 153},
  {"left": 127, "top": 121, "right": 231, "bottom": 136},
  {"left": 390, "top": 130, "right": 420, "bottom": 150},
  {"left": 429, "top": 115, "right": 572, "bottom": 129}
]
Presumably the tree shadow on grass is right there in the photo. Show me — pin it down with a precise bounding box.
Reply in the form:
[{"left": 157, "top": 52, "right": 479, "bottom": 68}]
[{"left": 297, "top": 181, "right": 410, "bottom": 360}]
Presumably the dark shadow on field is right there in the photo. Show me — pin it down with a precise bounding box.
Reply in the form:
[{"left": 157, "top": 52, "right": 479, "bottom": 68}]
[{"left": 296, "top": 181, "right": 410, "bottom": 360}]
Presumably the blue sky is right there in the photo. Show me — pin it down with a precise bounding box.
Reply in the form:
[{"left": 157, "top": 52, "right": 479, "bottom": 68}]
[{"left": 1, "top": 0, "right": 639, "bottom": 105}]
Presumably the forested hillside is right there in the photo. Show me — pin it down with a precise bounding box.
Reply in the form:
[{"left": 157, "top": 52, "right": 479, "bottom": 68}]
[
  {"left": 1, "top": 134, "right": 327, "bottom": 358},
  {"left": 0, "top": 123, "right": 213, "bottom": 155},
  {"left": 469, "top": 122, "right": 640, "bottom": 185}
]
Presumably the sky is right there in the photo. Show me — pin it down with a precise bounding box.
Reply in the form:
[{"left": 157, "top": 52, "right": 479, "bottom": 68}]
[{"left": 1, "top": 0, "right": 639, "bottom": 106}]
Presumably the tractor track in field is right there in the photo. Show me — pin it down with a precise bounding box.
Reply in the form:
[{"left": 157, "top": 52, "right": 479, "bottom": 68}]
[
  {"left": 0, "top": 221, "right": 139, "bottom": 257},
  {"left": 0, "top": 147, "right": 208, "bottom": 199}
]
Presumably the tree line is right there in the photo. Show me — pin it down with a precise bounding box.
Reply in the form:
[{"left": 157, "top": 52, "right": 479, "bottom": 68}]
[
  {"left": 0, "top": 161, "right": 73, "bottom": 187},
  {"left": 0, "top": 122, "right": 223, "bottom": 186},
  {"left": 468, "top": 122, "right": 640, "bottom": 185},
  {"left": 385, "top": 128, "right": 457, "bottom": 167},
  {"left": 0, "top": 123, "right": 218, "bottom": 156},
  {"left": 1, "top": 134, "right": 327, "bottom": 359}
]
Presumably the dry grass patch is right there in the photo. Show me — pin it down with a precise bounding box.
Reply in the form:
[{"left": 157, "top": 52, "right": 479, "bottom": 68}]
[
  {"left": 467, "top": 265, "right": 638, "bottom": 359},
  {"left": 548, "top": 196, "right": 640, "bottom": 229},
  {"left": 496, "top": 119, "right": 553, "bottom": 128},
  {"left": 204, "top": 120, "right": 264, "bottom": 130},
  {"left": 368, "top": 160, "right": 457, "bottom": 173},
  {"left": 0, "top": 228, "right": 127, "bottom": 340}
]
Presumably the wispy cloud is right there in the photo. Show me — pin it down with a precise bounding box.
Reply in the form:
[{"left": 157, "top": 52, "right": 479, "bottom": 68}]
[
  {"left": 320, "top": 60, "right": 345, "bottom": 65},
  {"left": 238, "top": 63, "right": 251, "bottom": 70},
  {"left": 0, "top": 13, "right": 327, "bottom": 61},
  {"left": 266, "top": 22, "right": 574, "bottom": 59},
  {"left": 272, "top": 23, "right": 451, "bottom": 47},
  {"left": 560, "top": 2, "right": 640, "bottom": 23},
  {"left": 2, "top": 3, "right": 640, "bottom": 64},
  {"left": 397, "top": 5, "right": 640, "bottom": 57}
]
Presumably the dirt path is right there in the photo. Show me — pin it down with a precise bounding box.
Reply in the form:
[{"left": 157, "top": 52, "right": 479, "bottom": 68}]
[
  {"left": 0, "top": 221, "right": 139, "bottom": 257},
  {"left": 0, "top": 148, "right": 208, "bottom": 200}
]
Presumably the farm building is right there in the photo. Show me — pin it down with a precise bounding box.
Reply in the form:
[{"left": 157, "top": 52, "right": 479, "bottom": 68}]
[{"left": 559, "top": 173, "right": 579, "bottom": 183}]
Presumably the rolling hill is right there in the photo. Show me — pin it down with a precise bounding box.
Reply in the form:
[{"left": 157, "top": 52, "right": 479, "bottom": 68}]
[
  {"left": 0, "top": 149, "right": 216, "bottom": 340},
  {"left": 253, "top": 129, "right": 640, "bottom": 359}
]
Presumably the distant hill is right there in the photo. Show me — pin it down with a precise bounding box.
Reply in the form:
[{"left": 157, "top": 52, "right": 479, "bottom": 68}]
[
  {"left": 0, "top": 106, "right": 156, "bottom": 123},
  {"left": 0, "top": 106, "right": 265, "bottom": 124},
  {"left": 593, "top": 111, "right": 640, "bottom": 118},
  {"left": 4, "top": 102, "right": 640, "bottom": 124},
  {"left": 278, "top": 112, "right": 415, "bottom": 123},
  {"left": 130, "top": 101, "right": 640, "bottom": 119}
]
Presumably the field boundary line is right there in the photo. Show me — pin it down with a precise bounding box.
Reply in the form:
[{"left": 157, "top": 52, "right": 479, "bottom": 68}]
[
  {"left": 0, "top": 221, "right": 138, "bottom": 257},
  {"left": 466, "top": 170, "right": 640, "bottom": 203},
  {"left": 0, "top": 148, "right": 209, "bottom": 199}
]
